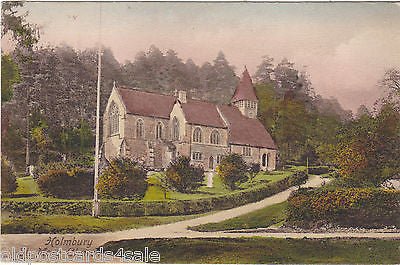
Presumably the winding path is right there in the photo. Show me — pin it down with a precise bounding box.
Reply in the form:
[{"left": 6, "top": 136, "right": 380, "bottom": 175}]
[{"left": 1, "top": 175, "right": 399, "bottom": 254}]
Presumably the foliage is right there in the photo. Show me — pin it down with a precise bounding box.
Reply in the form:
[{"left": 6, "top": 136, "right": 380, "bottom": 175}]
[
  {"left": 2, "top": 200, "right": 92, "bottom": 216},
  {"left": 1, "top": 1, "right": 39, "bottom": 50},
  {"left": 165, "top": 156, "right": 204, "bottom": 193},
  {"left": 288, "top": 169, "right": 308, "bottom": 188},
  {"left": 335, "top": 103, "right": 400, "bottom": 187},
  {"left": 97, "top": 158, "right": 148, "bottom": 200},
  {"left": 1, "top": 156, "right": 18, "bottom": 194},
  {"left": 37, "top": 168, "right": 93, "bottom": 199},
  {"left": 1, "top": 122, "right": 26, "bottom": 171},
  {"left": 287, "top": 188, "right": 400, "bottom": 228},
  {"left": 217, "top": 154, "right": 247, "bottom": 190},
  {"left": 1, "top": 54, "right": 20, "bottom": 103},
  {"left": 32, "top": 156, "right": 93, "bottom": 180}
]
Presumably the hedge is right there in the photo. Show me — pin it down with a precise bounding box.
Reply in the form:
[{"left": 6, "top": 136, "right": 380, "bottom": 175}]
[
  {"left": 1, "top": 201, "right": 92, "bottom": 216},
  {"left": 2, "top": 170, "right": 307, "bottom": 217},
  {"left": 286, "top": 188, "right": 400, "bottom": 229}
]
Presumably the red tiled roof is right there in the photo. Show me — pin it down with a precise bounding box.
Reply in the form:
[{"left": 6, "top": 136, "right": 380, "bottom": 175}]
[
  {"left": 117, "top": 87, "right": 175, "bottom": 119},
  {"left": 218, "top": 104, "right": 277, "bottom": 149},
  {"left": 181, "top": 99, "right": 227, "bottom": 128},
  {"left": 231, "top": 68, "right": 258, "bottom": 102}
]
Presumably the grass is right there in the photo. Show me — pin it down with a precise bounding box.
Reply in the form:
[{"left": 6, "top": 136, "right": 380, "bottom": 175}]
[
  {"left": 100, "top": 237, "right": 400, "bottom": 264},
  {"left": 14, "top": 176, "right": 40, "bottom": 195},
  {"left": 143, "top": 170, "right": 290, "bottom": 201},
  {"left": 1, "top": 211, "right": 214, "bottom": 234},
  {"left": 189, "top": 201, "right": 288, "bottom": 232}
]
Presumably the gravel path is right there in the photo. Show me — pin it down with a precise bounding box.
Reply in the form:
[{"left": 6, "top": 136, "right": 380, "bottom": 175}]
[{"left": 2, "top": 175, "right": 398, "bottom": 254}]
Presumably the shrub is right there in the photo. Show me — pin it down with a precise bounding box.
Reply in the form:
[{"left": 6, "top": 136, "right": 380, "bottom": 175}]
[
  {"left": 165, "top": 156, "right": 204, "bottom": 193},
  {"left": 217, "top": 154, "right": 247, "bottom": 190},
  {"left": 1, "top": 156, "right": 18, "bottom": 194},
  {"left": 38, "top": 168, "right": 93, "bottom": 198},
  {"left": 286, "top": 188, "right": 400, "bottom": 229},
  {"left": 307, "top": 166, "right": 331, "bottom": 175},
  {"left": 32, "top": 155, "right": 93, "bottom": 180},
  {"left": 97, "top": 158, "right": 148, "bottom": 200},
  {"left": 288, "top": 169, "right": 308, "bottom": 188}
]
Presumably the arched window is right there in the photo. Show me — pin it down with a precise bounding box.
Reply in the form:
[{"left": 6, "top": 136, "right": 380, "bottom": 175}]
[
  {"left": 136, "top": 119, "right": 144, "bottom": 139},
  {"left": 193, "top": 127, "right": 202, "bottom": 143},
  {"left": 156, "top": 122, "right": 162, "bottom": 139},
  {"left": 109, "top": 102, "right": 119, "bottom": 135},
  {"left": 172, "top": 117, "right": 180, "bottom": 141},
  {"left": 210, "top": 130, "right": 220, "bottom": 145}
]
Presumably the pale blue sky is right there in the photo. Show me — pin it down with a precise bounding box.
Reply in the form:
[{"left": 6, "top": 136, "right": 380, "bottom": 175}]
[{"left": 3, "top": 2, "right": 400, "bottom": 112}]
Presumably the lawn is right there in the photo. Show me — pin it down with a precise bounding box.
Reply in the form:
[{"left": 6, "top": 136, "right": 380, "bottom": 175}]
[
  {"left": 143, "top": 170, "right": 291, "bottom": 201},
  {"left": 100, "top": 237, "right": 400, "bottom": 264},
  {"left": 14, "top": 176, "right": 40, "bottom": 195},
  {"left": 189, "top": 201, "right": 288, "bottom": 232},
  {"left": 1, "top": 211, "right": 215, "bottom": 234}
]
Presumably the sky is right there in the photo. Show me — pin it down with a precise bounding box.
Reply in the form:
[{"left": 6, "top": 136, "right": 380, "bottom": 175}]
[{"left": 3, "top": 2, "right": 400, "bottom": 112}]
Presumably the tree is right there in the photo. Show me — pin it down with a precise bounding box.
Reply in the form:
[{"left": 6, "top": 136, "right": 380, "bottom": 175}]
[
  {"left": 1, "top": 54, "right": 20, "bottom": 103},
  {"left": 165, "top": 156, "right": 204, "bottom": 193},
  {"left": 97, "top": 158, "right": 148, "bottom": 200},
  {"left": 1, "top": 156, "right": 18, "bottom": 194},
  {"left": 148, "top": 172, "right": 174, "bottom": 199},
  {"left": 1, "top": 1, "right": 39, "bottom": 51},
  {"left": 273, "top": 58, "right": 300, "bottom": 96},
  {"left": 247, "top": 162, "right": 260, "bottom": 183},
  {"left": 335, "top": 103, "right": 400, "bottom": 187},
  {"left": 254, "top": 55, "right": 274, "bottom": 84},
  {"left": 380, "top": 68, "right": 400, "bottom": 96},
  {"left": 356, "top": 104, "right": 371, "bottom": 118},
  {"left": 217, "top": 154, "right": 247, "bottom": 190}
]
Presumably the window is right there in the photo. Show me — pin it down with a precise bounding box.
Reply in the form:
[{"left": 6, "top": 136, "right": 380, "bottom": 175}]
[
  {"left": 239, "top": 100, "right": 243, "bottom": 107},
  {"left": 242, "top": 146, "right": 251, "bottom": 156},
  {"left": 193, "top": 127, "right": 202, "bottom": 143},
  {"left": 156, "top": 122, "right": 162, "bottom": 139},
  {"left": 136, "top": 119, "right": 144, "bottom": 139},
  {"left": 172, "top": 116, "right": 180, "bottom": 141},
  {"left": 109, "top": 102, "right": 119, "bottom": 135},
  {"left": 210, "top": 130, "right": 220, "bottom": 145},
  {"left": 216, "top": 154, "right": 223, "bottom": 164},
  {"left": 192, "top": 152, "right": 202, "bottom": 161}
]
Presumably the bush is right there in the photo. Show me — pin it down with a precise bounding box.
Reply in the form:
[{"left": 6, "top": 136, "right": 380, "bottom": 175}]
[
  {"left": 166, "top": 156, "right": 204, "bottom": 193},
  {"left": 308, "top": 166, "right": 331, "bottom": 175},
  {"left": 97, "top": 158, "right": 148, "bottom": 200},
  {"left": 32, "top": 156, "right": 93, "bottom": 180},
  {"left": 286, "top": 188, "right": 400, "bottom": 229},
  {"left": 1, "top": 200, "right": 92, "bottom": 216},
  {"left": 288, "top": 169, "right": 308, "bottom": 188},
  {"left": 217, "top": 154, "right": 247, "bottom": 190},
  {"left": 1, "top": 156, "right": 18, "bottom": 194},
  {"left": 37, "top": 168, "right": 93, "bottom": 198}
]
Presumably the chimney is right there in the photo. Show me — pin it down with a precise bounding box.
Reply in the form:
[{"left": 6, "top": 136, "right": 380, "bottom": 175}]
[{"left": 178, "top": 90, "right": 187, "bottom": 103}]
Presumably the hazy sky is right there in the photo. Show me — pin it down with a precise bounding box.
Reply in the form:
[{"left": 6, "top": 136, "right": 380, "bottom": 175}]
[{"left": 3, "top": 2, "right": 400, "bottom": 112}]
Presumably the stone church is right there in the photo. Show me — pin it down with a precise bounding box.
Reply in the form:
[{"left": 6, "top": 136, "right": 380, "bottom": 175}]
[{"left": 103, "top": 68, "right": 277, "bottom": 172}]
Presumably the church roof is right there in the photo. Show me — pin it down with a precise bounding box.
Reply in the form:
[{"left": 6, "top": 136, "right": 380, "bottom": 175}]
[
  {"left": 116, "top": 86, "right": 276, "bottom": 149},
  {"left": 117, "top": 87, "right": 176, "bottom": 119},
  {"left": 218, "top": 104, "right": 277, "bottom": 149},
  {"left": 181, "top": 99, "right": 227, "bottom": 128},
  {"left": 231, "top": 67, "right": 258, "bottom": 102}
]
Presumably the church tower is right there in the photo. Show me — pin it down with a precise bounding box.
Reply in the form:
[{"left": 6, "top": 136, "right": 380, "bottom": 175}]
[{"left": 231, "top": 67, "right": 259, "bottom": 119}]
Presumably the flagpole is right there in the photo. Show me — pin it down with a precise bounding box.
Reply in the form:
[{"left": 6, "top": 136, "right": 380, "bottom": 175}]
[{"left": 93, "top": 4, "right": 102, "bottom": 218}]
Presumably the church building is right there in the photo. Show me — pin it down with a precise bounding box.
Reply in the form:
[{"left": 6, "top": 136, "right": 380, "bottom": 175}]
[{"left": 103, "top": 68, "right": 277, "bottom": 171}]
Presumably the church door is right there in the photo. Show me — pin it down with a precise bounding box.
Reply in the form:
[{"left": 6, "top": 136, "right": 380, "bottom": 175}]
[
  {"left": 209, "top": 156, "right": 214, "bottom": 170},
  {"left": 262, "top": 153, "right": 266, "bottom": 167}
]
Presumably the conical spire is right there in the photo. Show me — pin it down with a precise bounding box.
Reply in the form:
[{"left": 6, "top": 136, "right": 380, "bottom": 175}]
[{"left": 231, "top": 67, "right": 258, "bottom": 103}]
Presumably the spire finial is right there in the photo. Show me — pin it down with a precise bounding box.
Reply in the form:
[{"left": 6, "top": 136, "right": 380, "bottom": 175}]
[{"left": 113, "top": 80, "right": 116, "bottom": 89}]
